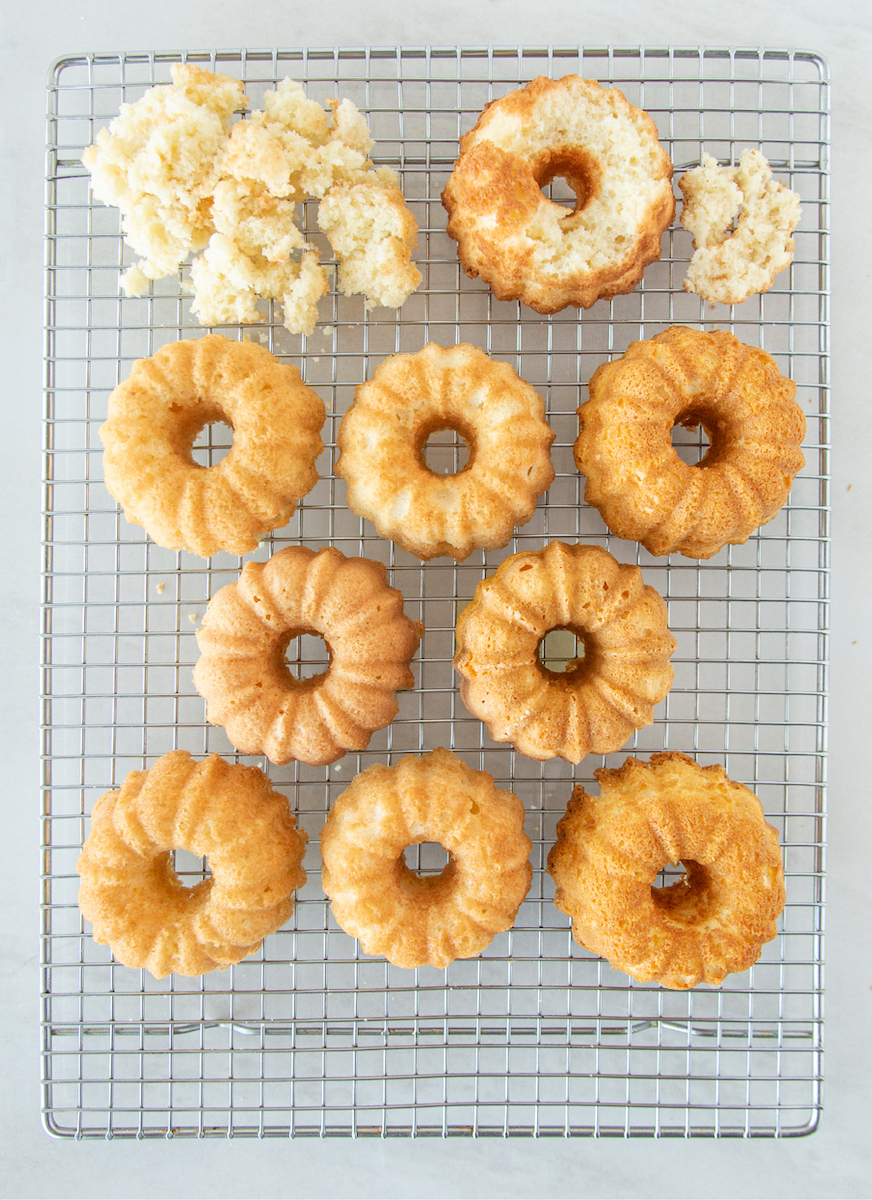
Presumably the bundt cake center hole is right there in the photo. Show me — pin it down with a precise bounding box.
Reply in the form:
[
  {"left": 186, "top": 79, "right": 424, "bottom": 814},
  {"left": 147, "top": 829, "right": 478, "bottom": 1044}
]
[
  {"left": 190, "top": 419, "right": 234, "bottom": 468},
  {"left": 651, "top": 860, "right": 714, "bottom": 918},
  {"left": 278, "top": 630, "right": 331, "bottom": 686},
  {"left": 403, "top": 841, "right": 452, "bottom": 878},
  {"left": 420, "top": 422, "right": 474, "bottom": 476},
  {"left": 671, "top": 412, "right": 714, "bottom": 467},
  {"left": 538, "top": 627, "right": 589, "bottom": 679},
  {"left": 171, "top": 847, "right": 210, "bottom": 885},
  {"left": 534, "top": 149, "right": 601, "bottom": 216},
  {"left": 399, "top": 842, "right": 457, "bottom": 895}
]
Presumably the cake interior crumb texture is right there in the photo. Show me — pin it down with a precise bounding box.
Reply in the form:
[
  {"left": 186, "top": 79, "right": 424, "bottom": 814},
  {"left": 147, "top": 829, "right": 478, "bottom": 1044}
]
[
  {"left": 679, "top": 149, "right": 801, "bottom": 305},
  {"left": 82, "top": 64, "right": 421, "bottom": 334}
]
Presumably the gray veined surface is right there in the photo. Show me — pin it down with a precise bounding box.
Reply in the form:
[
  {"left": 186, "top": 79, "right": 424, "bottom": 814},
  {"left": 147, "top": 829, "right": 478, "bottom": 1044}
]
[{"left": 42, "top": 44, "right": 828, "bottom": 1139}]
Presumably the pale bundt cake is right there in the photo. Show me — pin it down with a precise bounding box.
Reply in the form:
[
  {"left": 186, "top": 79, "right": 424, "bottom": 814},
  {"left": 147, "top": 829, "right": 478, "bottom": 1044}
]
[
  {"left": 319, "top": 747, "right": 532, "bottom": 968},
  {"left": 193, "top": 546, "right": 422, "bottom": 766},
  {"left": 77, "top": 751, "right": 307, "bottom": 978},
  {"left": 453, "top": 541, "right": 676, "bottom": 763},
  {"left": 99, "top": 334, "right": 325, "bottom": 558},
  {"left": 574, "top": 325, "right": 806, "bottom": 559},
  {"left": 547, "top": 753, "right": 786, "bottom": 989},
  {"left": 442, "top": 76, "right": 674, "bottom": 313},
  {"left": 336, "top": 343, "right": 555, "bottom": 561},
  {"left": 680, "top": 150, "right": 802, "bottom": 305}
]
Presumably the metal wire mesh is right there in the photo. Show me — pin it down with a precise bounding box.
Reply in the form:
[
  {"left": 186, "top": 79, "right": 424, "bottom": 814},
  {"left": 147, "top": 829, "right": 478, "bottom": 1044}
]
[{"left": 42, "top": 45, "right": 829, "bottom": 1139}]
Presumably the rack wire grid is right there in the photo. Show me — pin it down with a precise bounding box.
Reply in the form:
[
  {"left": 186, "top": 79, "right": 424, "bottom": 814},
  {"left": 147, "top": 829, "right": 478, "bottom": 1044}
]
[{"left": 42, "top": 45, "right": 829, "bottom": 1139}]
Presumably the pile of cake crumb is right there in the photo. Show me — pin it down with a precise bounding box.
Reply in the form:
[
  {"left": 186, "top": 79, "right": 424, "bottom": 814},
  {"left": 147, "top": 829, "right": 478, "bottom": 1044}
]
[{"left": 82, "top": 64, "right": 421, "bottom": 335}]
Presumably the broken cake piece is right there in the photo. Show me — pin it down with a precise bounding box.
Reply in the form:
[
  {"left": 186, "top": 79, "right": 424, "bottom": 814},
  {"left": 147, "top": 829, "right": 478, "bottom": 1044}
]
[
  {"left": 679, "top": 149, "right": 801, "bottom": 305},
  {"left": 82, "top": 64, "right": 421, "bottom": 334}
]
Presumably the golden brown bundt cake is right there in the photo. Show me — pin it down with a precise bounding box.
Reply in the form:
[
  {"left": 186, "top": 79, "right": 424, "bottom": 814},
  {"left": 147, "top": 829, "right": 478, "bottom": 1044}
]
[
  {"left": 547, "top": 753, "right": 786, "bottom": 989},
  {"left": 77, "top": 751, "right": 307, "bottom": 978},
  {"left": 442, "top": 75, "right": 674, "bottom": 313},
  {"left": 99, "top": 334, "right": 325, "bottom": 557},
  {"left": 319, "top": 747, "right": 532, "bottom": 968},
  {"left": 193, "top": 546, "right": 422, "bottom": 766},
  {"left": 336, "top": 343, "right": 555, "bottom": 560},
  {"left": 574, "top": 325, "right": 806, "bottom": 558},
  {"left": 453, "top": 541, "right": 676, "bottom": 763}
]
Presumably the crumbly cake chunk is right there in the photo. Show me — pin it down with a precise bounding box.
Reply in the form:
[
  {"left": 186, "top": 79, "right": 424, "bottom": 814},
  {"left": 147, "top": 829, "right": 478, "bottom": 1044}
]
[
  {"left": 679, "top": 149, "right": 801, "bottom": 305},
  {"left": 318, "top": 180, "right": 422, "bottom": 310},
  {"left": 83, "top": 65, "right": 420, "bottom": 333},
  {"left": 82, "top": 64, "right": 243, "bottom": 279}
]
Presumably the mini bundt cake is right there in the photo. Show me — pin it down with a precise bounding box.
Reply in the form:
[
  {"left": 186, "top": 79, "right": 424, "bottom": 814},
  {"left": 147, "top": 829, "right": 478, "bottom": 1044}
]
[
  {"left": 77, "top": 751, "right": 307, "bottom": 978},
  {"left": 319, "top": 747, "right": 532, "bottom": 968},
  {"left": 574, "top": 325, "right": 806, "bottom": 558},
  {"left": 336, "top": 343, "right": 555, "bottom": 560},
  {"left": 193, "top": 545, "right": 422, "bottom": 766},
  {"left": 547, "top": 753, "right": 786, "bottom": 989},
  {"left": 99, "top": 334, "right": 325, "bottom": 558},
  {"left": 453, "top": 541, "right": 676, "bottom": 763},
  {"left": 442, "top": 75, "right": 675, "bottom": 313}
]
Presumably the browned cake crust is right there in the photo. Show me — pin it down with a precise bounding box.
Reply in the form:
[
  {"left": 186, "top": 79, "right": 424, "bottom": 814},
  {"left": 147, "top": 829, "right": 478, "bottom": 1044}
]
[
  {"left": 319, "top": 747, "right": 532, "bottom": 968},
  {"left": 99, "top": 334, "right": 325, "bottom": 558},
  {"left": 442, "top": 76, "right": 674, "bottom": 313},
  {"left": 547, "top": 753, "right": 786, "bottom": 989},
  {"left": 574, "top": 325, "right": 806, "bottom": 559},
  {"left": 194, "top": 546, "right": 422, "bottom": 766},
  {"left": 453, "top": 542, "right": 676, "bottom": 763},
  {"left": 77, "top": 751, "right": 307, "bottom": 979},
  {"left": 336, "top": 343, "right": 555, "bottom": 561}
]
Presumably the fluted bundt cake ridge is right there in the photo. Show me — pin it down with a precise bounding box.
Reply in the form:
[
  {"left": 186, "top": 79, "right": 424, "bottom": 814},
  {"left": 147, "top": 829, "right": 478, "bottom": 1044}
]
[
  {"left": 575, "top": 325, "right": 806, "bottom": 559},
  {"left": 77, "top": 750, "right": 307, "bottom": 978}
]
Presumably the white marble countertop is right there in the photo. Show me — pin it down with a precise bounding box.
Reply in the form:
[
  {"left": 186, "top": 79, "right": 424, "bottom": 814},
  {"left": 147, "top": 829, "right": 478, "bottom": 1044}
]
[{"left": 2, "top": 1, "right": 870, "bottom": 1195}]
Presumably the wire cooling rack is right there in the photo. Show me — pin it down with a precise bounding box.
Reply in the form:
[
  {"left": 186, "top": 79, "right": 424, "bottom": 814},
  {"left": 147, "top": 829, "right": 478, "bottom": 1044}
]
[{"left": 42, "top": 45, "right": 829, "bottom": 1139}]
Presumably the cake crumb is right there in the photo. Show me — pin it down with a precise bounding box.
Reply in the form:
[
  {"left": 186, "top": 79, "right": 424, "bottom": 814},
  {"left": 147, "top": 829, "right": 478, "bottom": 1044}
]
[
  {"left": 318, "top": 180, "right": 421, "bottom": 309},
  {"left": 83, "top": 64, "right": 420, "bottom": 335},
  {"left": 120, "top": 264, "right": 151, "bottom": 297},
  {"left": 156, "top": 582, "right": 165, "bottom": 594},
  {"left": 679, "top": 149, "right": 801, "bottom": 305}
]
